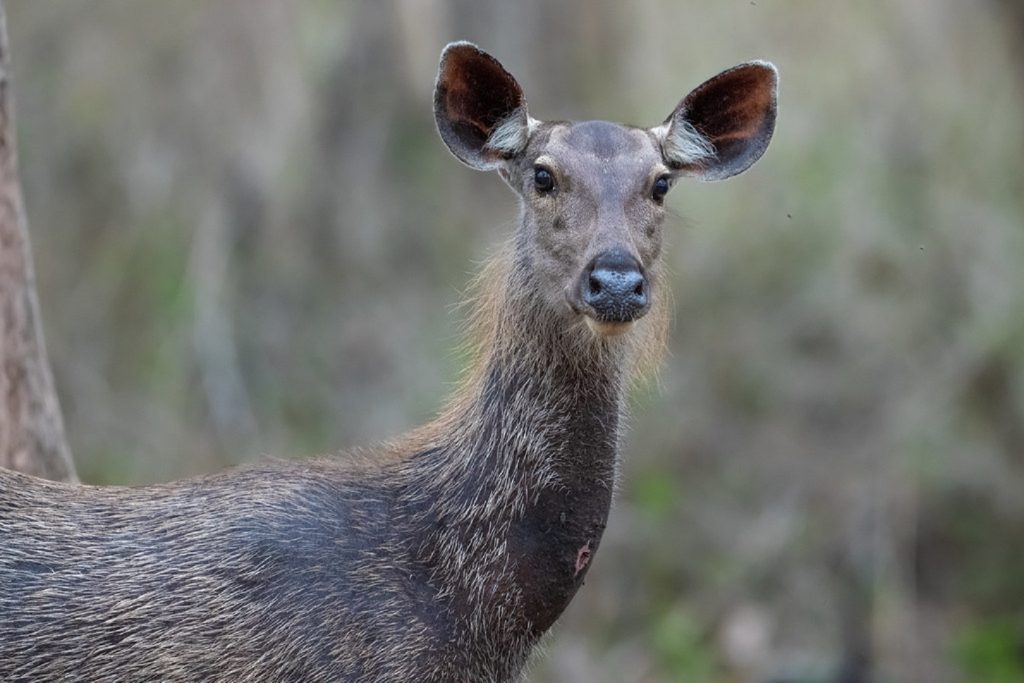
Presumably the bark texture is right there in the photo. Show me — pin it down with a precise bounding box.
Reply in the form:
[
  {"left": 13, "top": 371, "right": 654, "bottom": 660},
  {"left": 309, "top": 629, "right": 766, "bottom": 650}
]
[{"left": 0, "top": 0, "right": 76, "bottom": 483}]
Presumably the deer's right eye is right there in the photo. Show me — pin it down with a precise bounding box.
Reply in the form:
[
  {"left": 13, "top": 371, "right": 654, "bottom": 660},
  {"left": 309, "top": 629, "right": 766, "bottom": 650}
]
[
  {"left": 652, "top": 175, "right": 671, "bottom": 202},
  {"left": 534, "top": 166, "right": 555, "bottom": 194}
]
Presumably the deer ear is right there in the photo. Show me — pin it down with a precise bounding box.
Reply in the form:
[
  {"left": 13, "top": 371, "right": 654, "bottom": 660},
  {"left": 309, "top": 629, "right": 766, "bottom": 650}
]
[
  {"left": 656, "top": 61, "right": 778, "bottom": 181},
  {"left": 434, "top": 42, "right": 530, "bottom": 171}
]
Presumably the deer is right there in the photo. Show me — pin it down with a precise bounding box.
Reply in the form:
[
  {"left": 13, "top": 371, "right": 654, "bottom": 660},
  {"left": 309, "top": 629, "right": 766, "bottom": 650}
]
[{"left": 0, "top": 42, "right": 777, "bottom": 682}]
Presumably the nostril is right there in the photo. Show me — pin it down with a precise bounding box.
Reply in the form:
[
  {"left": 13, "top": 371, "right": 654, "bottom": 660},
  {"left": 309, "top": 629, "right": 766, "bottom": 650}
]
[{"left": 579, "top": 249, "right": 649, "bottom": 322}]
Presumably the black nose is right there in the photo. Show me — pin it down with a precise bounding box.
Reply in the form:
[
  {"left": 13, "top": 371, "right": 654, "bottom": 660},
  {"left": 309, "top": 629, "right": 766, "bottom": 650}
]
[{"left": 580, "top": 248, "right": 649, "bottom": 322}]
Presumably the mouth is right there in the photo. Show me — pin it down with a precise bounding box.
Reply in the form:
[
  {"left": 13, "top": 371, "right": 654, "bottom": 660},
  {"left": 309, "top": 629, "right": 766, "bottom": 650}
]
[
  {"left": 584, "top": 317, "right": 636, "bottom": 337},
  {"left": 567, "top": 294, "right": 644, "bottom": 338}
]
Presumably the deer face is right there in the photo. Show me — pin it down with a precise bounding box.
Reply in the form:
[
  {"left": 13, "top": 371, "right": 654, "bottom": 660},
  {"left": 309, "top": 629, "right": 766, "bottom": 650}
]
[{"left": 434, "top": 43, "right": 778, "bottom": 337}]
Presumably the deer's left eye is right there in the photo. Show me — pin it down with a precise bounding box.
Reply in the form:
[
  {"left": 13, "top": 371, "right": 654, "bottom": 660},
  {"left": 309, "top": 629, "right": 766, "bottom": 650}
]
[
  {"left": 534, "top": 166, "right": 555, "bottom": 193},
  {"left": 652, "top": 175, "right": 671, "bottom": 202}
]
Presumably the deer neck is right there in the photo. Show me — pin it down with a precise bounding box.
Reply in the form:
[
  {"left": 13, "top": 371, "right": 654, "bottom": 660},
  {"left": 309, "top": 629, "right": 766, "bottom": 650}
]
[{"left": 399, "top": 251, "right": 629, "bottom": 655}]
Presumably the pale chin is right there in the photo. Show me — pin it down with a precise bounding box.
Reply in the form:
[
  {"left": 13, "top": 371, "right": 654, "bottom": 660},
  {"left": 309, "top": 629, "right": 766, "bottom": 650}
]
[{"left": 585, "top": 317, "right": 635, "bottom": 337}]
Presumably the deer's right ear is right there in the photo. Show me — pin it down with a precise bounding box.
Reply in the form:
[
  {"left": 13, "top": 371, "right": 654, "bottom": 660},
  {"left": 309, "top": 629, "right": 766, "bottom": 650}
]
[{"left": 434, "top": 42, "right": 531, "bottom": 171}]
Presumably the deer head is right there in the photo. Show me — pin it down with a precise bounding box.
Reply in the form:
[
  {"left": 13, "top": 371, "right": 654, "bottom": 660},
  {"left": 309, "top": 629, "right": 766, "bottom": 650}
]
[{"left": 434, "top": 42, "right": 778, "bottom": 337}]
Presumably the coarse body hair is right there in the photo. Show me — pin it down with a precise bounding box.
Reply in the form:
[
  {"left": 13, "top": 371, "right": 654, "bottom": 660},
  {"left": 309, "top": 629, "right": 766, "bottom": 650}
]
[{"left": 0, "top": 240, "right": 667, "bottom": 682}]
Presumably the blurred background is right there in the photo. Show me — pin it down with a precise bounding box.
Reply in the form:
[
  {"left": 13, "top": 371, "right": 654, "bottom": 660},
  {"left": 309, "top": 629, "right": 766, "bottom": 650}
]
[{"left": 7, "top": 1, "right": 1024, "bottom": 681}]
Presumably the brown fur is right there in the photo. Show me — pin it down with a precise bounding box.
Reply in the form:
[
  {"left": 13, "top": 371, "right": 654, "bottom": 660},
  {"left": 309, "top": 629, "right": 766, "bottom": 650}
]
[{"left": 0, "top": 42, "right": 777, "bottom": 682}]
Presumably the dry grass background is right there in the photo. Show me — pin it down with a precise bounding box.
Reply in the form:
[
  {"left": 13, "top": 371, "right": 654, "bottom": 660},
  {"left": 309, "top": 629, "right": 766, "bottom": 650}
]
[{"left": 7, "top": 1, "right": 1024, "bottom": 681}]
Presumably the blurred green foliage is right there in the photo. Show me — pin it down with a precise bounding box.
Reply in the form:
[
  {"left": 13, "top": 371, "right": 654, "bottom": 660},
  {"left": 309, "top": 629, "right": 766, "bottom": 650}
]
[
  {"left": 955, "top": 619, "right": 1024, "bottom": 683},
  {"left": 652, "top": 608, "right": 719, "bottom": 682}
]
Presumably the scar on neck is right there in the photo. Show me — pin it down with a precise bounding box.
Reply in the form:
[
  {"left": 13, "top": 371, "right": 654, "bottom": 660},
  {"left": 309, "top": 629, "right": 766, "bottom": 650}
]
[{"left": 574, "top": 540, "right": 593, "bottom": 578}]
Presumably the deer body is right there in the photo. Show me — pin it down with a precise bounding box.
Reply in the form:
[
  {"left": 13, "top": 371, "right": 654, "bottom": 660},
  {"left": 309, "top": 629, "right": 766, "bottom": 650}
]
[
  {"left": 0, "top": 260, "right": 628, "bottom": 682},
  {"left": 0, "top": 43, "right": 777, "bottom": 682}
]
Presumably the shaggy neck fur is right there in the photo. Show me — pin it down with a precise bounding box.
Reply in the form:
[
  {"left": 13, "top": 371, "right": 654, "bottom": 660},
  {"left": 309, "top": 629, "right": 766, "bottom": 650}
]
[{"left": 391, "top": 236, "right": 666, "bottom": 677}]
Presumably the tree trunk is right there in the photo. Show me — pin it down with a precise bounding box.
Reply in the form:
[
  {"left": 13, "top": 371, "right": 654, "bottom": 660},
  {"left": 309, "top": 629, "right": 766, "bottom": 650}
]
[{"left": 0, "top": 0, "right": 77, "bottom": 483}]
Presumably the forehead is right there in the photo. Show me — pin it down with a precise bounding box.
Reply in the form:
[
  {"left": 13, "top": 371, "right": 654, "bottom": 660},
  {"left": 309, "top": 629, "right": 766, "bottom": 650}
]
[{"left": 541, "top": 120, "right": 662, "bottom": 172}]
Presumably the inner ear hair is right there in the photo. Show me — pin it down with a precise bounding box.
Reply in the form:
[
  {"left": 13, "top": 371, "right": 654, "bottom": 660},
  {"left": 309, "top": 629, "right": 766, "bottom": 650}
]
[
  {"left": 655, "top": 119, "right": 716, "bottom": 171},
  {"left": 483, "top": 107, "right": 531, "bottom": 158}
]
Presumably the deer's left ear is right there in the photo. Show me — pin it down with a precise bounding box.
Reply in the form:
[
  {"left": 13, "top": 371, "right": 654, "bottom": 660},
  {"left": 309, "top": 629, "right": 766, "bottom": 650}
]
[
  {"left": 434, "top": 42, "right": 531, "bottom": 171},
  {"left": 655, "top": 61, "right": 778, "bottom": 181}
]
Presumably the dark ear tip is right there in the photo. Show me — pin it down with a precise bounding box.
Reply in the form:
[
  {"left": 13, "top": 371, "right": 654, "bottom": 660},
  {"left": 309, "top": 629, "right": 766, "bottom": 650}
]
[
  {"left": 744, "top": 59, "right": 778, "bottom": 75},
  {"left": 439, "top": 41, "right": 483, "bottom": 63},
  {"left": 438, "top": 41, "right": 506, "bottom": 76},
  {"left": 436, "top": 41, "right": 518, "bottom": 94},
  {"left": 734, "top": 60, "right": 780, "bottom": 94}
]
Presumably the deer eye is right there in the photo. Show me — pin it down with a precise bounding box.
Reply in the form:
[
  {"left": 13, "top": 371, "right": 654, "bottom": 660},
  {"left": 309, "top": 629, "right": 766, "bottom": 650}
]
[
  {"left": 534, "top": 166, "right": 555, "bottom": 193},
  {"left": 652, "top": 175, "right": 671, "bottom": 202}
]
